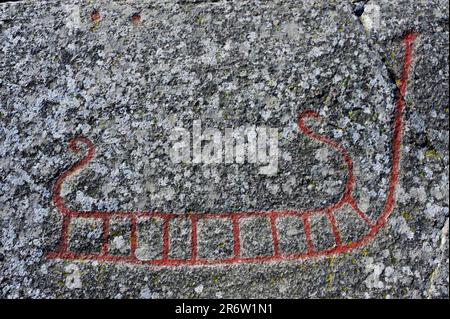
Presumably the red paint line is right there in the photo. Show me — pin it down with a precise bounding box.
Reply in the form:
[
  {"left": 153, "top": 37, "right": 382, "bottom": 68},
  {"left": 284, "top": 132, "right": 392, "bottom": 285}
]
[
  {"left": 190, "top": 215, "right": 198, "bottom": 262},
  {"left": 298, "top": 110, "right": 356, "bottom": 205},
  {"left": 302, "top": 214, "right": 314, "bottom": 253},
  {"left": 102, "top": 217, "right": 109, "bottom": 255},
  {"left": 232, "top": 215, "right": 241, "bottom": 258},
  {"left": 52, "top": 137, "right": 95, "bottom": 215},
  {"left": 368, "top": 32, "right": 417, "bottom": 236},
  {"left": 63, "top": 209, "right": 326, "bottom": 220},
  {"left": 348, "top": 198, "right": 374, "bottom": 227},
  {"left": 130, "top": 216, "right": 137, "bottom": 257},
  {"left": 326, "top": 208, "right": 342, "bottom": 247},
  {"left": 162, "top": 217, "right": 170, "bottom": 260},
  {"left": 59, "top": 215, "right": 70, "bottom": 253}
]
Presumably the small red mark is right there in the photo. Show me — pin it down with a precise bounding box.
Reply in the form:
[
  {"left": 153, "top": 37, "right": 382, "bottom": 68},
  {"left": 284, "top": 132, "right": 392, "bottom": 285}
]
[
  {"left": 91, "top": 9, "right": 101, "bottom": 23},
  {"left": 47, "top": 33, "right": 417, "bottom": 267}
]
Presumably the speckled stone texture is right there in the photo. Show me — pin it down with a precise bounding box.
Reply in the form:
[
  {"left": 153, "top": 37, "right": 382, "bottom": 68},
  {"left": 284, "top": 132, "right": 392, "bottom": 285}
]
[{"left": 0, "top": 0, "right": 448, "bottom": 298}]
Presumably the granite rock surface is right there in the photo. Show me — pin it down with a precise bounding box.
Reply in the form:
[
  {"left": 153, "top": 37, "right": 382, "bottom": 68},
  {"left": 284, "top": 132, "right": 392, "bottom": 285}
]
[{"left": 0, "top": 0, "right": 448, "bottom": 298}]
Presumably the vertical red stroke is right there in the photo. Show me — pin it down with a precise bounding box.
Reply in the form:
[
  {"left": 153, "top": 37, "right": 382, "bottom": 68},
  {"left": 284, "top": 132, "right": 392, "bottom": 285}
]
[
  {"left": 270, "top": 213, "right": 280, "bottom": 257},
  {"left": 162, "top": 216, "right": 170, "bottom": 261},
  {"left": 326, "top": 208, "right": 342, "bottom": 247},
  {"left": 302, "top": 214, "right": 314, "bottom": 253},
  {"left": 368, "top": 32, "right": 417, "bottom": 235},
  {"left": 190, "top": 215, "right": 198, "bottom": 262},
  {"left": 101, "top": 217, "right": 110, "bottom": 255}
]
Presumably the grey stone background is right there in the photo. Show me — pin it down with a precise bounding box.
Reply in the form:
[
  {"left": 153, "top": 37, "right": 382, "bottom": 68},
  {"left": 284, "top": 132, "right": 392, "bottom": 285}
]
[{"left": 0, "top": 0, "right": 448, "bottom": 298}]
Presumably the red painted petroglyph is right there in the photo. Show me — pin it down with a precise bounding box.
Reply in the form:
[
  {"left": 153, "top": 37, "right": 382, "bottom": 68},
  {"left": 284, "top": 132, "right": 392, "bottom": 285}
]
[
  {"left": 91, "top": 9, "right": 101, "bottom": 23},
  {"left": 47, "top": 33, "right": 417, "bottom": 267}
]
